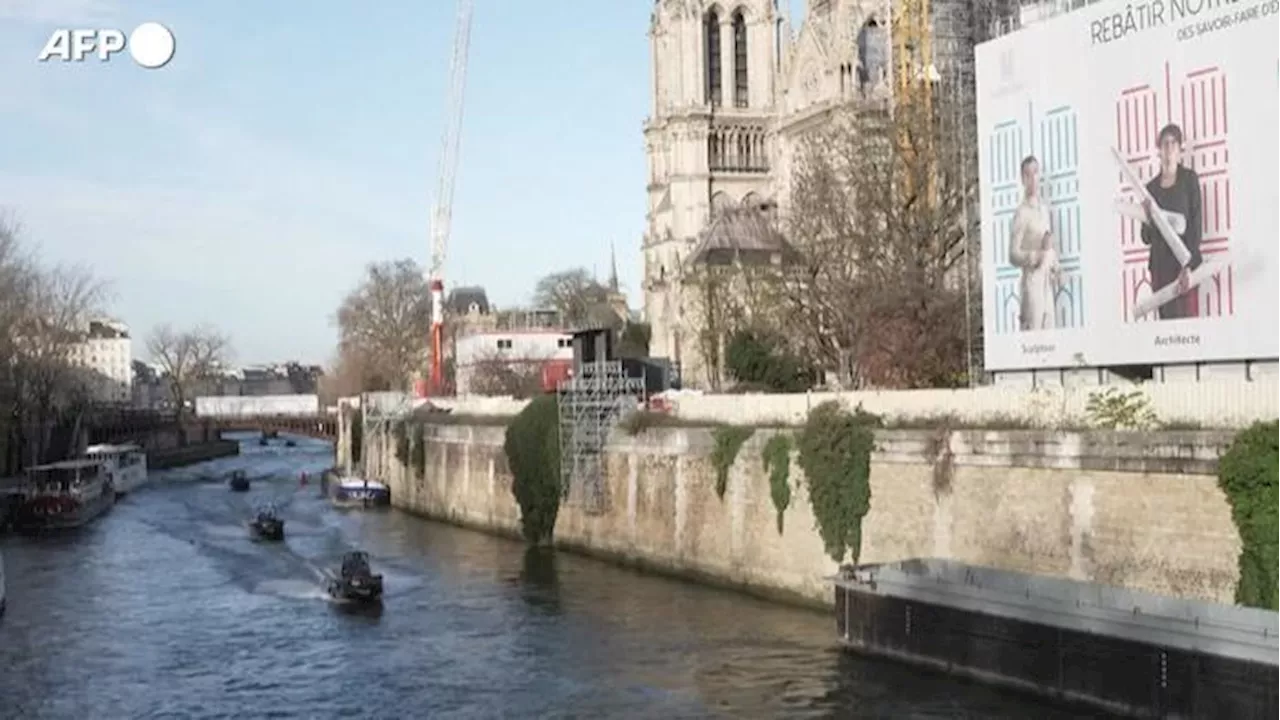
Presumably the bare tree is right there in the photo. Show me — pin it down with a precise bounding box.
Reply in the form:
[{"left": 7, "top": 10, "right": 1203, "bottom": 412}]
[
  {"left": 463, "top": 349, "right": 546, "bottom": 398},
  {"left": 317, "top": 348, "right": 393, "bottom": 405},
  {"left": 763, "top": 89, "right": 975, "bottom": 388},
  {"left": 531, "top": 268, "right": 610, "bottom": 327},
  {"left": 0, "top": 213, "right": 111, "bottom": 466},
  {"left": 147, "top": 324, "right": 231, "bottom": 424},
  {"left": 335, "top": 259, "right": 431, "bottom": 392}
]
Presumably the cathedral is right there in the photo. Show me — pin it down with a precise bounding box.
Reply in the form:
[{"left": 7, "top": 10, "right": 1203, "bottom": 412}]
[{"left": 640, "top": 0, "right": 1061, "bottom": 389}]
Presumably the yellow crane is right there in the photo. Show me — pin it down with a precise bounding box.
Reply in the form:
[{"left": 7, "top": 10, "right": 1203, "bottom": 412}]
[{"left": 890, "top": 0, "right": 938, "bottom": 203}]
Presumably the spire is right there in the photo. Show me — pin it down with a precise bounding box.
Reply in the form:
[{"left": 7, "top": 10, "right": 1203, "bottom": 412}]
[{"left": 608, "top": 242, "right": 620, "bottom": 292}]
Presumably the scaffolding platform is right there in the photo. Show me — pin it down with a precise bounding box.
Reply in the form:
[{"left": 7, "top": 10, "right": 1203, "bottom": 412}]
[{"left": 557, "top": 328, "right": 645, "bottom": 514}]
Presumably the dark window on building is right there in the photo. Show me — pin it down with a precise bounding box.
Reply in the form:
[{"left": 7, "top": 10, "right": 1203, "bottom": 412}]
[
  {"left": 732, "top": 12, "right": 748, "bottom": 107},
  {"left": 705, "top": 11, "right": 722, "bottom": 106}
]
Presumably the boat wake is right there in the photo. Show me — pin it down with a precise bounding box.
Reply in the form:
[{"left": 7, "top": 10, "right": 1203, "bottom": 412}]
[{"left": 253, "top": 578, "right": 330, "bottom": 601}]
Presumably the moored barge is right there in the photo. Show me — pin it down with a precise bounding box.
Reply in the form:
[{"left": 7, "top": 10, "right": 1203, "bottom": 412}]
[
  {"left": 14, "top": 459, "right": 115, "bottom": 531},
  {"left": 832, "top": 558, "right": 1279, "bottom": 719}
]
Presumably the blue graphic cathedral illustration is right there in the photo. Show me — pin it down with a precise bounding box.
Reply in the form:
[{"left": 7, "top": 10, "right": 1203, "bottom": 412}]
[{"left": 988, "top": 102, "right": 1085, "bottom": 334}]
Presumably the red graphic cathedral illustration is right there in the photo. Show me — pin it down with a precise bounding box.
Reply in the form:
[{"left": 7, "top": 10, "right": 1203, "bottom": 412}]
[{"left": 1115, "top": 61, "right": 1233, "bottom": 322}]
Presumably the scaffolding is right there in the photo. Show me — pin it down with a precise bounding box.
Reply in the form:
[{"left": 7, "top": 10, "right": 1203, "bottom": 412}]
[
  {"left": 357, "top": 391, "right": 417, "bottom": 479},
  {"left": 556, "top": 360, "right": 644, "bottom": 515}
]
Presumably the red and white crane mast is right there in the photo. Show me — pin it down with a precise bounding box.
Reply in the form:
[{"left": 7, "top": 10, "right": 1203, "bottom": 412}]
[{"left": 427, "top": 0, "right": 474, "bottom": 396}]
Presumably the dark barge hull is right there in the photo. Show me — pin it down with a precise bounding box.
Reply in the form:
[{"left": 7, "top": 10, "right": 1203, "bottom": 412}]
[{"left": 833, "top": 558, "right": 1278, "bottom": 719}]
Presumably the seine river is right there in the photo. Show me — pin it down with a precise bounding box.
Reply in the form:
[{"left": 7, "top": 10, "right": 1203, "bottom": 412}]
[{"left": 0, "top": 434, "right": 1099, "bottom": 719}]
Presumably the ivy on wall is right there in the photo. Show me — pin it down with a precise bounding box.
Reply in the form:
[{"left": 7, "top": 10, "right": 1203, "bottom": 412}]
[
  {"left": 797, "top": 401, "right": 880, "bottom": 564},
  {"left": 503, "top": 394, "right": 562, "bottom": 544},
  {"left": 1217, "top": 421, "right": 1278, "bottom": 610},
  {"left": 762, "top": 434, "right": 792, "bottom": 534},
  {"left": 711, "top": 426, "right": 755, "bottom": 499}
]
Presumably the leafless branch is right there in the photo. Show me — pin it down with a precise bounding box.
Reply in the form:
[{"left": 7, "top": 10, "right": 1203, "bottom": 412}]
[{"left": 334, "top": 258, "right": 431, "bottom": 392}]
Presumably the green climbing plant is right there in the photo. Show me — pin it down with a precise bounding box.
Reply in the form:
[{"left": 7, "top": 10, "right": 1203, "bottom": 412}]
[
  {"left": 1217, "top": 421, "right": 1278, "bottom": 610},
  {"left": 711, "top": 425, "right": 755, "bottom": 499},
  {"left": 348, "top": 409, "right": 363, "bottom": 465},
  {"left": 504, "top": 393, "right": 563, "bottom": 544},
  {"left": 393, "top": 420, "right": 411, "bottom": 466},
  {"left": 762, "top": 434, "right": 792, "bottom": 534},
  {"left": 797, "top": 401, "right": 880, "bottom": 564},
  {"left": 410, "top": 422, "right": 427, "bottom": 477}
]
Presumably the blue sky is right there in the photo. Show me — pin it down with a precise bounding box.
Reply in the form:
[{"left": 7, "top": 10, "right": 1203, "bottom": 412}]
[{"left": 0, "top": 0, "right": 686, "bottom": 365}]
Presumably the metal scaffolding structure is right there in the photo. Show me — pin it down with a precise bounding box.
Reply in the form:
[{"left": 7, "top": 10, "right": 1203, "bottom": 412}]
[
  {"left": 556, "top": 360, "right": 644, "bottom": 515},
  {"left": 358, "top": 391, "right": 417, "bottom": 478}
]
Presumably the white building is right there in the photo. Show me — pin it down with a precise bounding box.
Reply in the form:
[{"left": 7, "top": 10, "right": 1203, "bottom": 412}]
[
  {"left": 69, "top": 319, "right": 132, "bottom": 404},
  {"left": 455, "top": 330, "right": 573, "bottom": 396}
]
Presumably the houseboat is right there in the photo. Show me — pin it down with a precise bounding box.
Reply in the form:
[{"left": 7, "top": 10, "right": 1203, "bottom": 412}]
[
  {"left": 83, "top": 443, "right": 149, "bottom": 498},
  {"left": 327, "top": 477, "right": 390, "bottom": 508},
  {"left": 15, "top": 459, "right": 115, "bottom": 530}
]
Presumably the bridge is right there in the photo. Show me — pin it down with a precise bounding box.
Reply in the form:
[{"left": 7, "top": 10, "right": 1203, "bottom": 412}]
[
  {"left": 86, "top": 409, "right": 338, "bottom": 445},
  {"left": 210, "top": 414, "right": 337, "bottom": 441}
]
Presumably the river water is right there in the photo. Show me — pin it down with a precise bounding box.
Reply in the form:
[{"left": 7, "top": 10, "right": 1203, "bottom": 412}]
[{"left": 0, "top": 434, "right": 1098, "bottom": 719}]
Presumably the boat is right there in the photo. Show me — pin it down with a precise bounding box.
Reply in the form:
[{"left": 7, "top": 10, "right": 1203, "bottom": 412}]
[
  {"left": 82, "top": 443, "right": 149, "bottom": 498},
  {"left": 258, "top": 437, "right": 269, "bottom": 447},
  {"left": 248, "top": 503, "right": 284, "bottom": 541},
  {"left": 228, "top": 470, "right": 251, "bottom": 492},
  {"left": 13, "top": 459, "right": 114, "bottom": 531},
  {"left": 284, "top": 439, "right": 296, "bottom": 447},
  {"left": 327, "top": 550, "right": 383, "bottom": 603},
  {"left": 327, "top": 477, "right": 391, "bottom": 508}
]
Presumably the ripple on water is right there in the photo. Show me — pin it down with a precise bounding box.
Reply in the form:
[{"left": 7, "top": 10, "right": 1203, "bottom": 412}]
[{"left": 0, "top": 438, "right": 1106, "bottom": 719}]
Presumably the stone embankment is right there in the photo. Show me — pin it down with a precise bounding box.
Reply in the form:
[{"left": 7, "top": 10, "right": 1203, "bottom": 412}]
[{"left": 343, "top": 415, "right": 1247, "bottom": 609}]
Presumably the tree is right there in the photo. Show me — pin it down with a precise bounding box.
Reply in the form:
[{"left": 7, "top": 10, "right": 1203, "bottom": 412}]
[
  {"left": 147, "top": 324, "right": 230, "bottom": 425},
  {"left": 15, "top": 264, "right": 110, "bottom": 456},
  {"left": 763, "top": 88, "right": 976, "bottom": 388},
  {"left": 1, "top": 213, "right": 110, "bottom": 468},
  {"left": 464, "top": 350, "right": 546, "bottom": 398},
  {"left": 531, "top": 268, "right": 610, "bottom": 327},
  {"left": 335, "top": 259, "right": 431, "bottom": 392}
]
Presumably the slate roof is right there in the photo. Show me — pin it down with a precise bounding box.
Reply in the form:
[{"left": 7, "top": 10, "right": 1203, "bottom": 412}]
[{"left": 687, "top": 204, "right": 797, "bottom": 266}]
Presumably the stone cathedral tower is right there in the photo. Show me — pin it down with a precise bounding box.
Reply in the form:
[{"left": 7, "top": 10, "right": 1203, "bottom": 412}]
[{"left": 642, "top": 0, "right": 781, "bottom": 386}]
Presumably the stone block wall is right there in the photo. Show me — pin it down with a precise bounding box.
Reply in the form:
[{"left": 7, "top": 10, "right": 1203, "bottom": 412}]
[{"left": 351, "top": 420, "right": 1243, "bottom": 608}]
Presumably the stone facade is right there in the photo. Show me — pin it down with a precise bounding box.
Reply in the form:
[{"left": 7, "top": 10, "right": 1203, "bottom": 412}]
[{"left": 340, "top": 417, "right": 1243, "bottom": 608}]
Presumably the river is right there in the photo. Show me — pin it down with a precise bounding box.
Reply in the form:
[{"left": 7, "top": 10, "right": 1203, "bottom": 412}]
[{"left": 0, "top": 433, "right": 1100, "bottom": 719}]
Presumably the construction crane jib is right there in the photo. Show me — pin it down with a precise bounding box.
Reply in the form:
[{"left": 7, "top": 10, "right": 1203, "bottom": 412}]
[{"left": 428, "top": 0, "right": 474, "bottom": 395}]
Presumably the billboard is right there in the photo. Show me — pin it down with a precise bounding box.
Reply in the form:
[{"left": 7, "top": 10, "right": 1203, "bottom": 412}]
[{"left": 976, "top": 0, "right": 1279, "bottom": 371}]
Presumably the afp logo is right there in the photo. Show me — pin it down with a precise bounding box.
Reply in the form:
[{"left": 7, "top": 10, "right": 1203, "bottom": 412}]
[{"left": 37, "top": 22, "right": 176, "bottom": 69}]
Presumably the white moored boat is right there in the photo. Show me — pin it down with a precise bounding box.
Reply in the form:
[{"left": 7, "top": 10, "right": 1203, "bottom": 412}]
[
  {"left": 83, "top": 443, "right": 149, "bottom": 498},
  {"left": 326, "top": 477, "right": 391, "bottom": 508}
]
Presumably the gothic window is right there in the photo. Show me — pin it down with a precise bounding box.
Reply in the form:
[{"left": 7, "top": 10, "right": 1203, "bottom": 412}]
[
  {"left": 732, "top": 12, "right": 748, "bottom": 108},
  {"left": 704, "top": 11, "right": 722, "bottom": 106}
]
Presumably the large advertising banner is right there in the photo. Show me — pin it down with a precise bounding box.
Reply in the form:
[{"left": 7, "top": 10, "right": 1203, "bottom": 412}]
[{"left": 976, "top": 0, "right": 1279, "bottom": 371}]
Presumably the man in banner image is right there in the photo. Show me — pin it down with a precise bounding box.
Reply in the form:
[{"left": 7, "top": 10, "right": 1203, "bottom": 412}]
[
  {"left": 1140, "top": 123, "right": 1203, "bottom": 319},
  {"left": 1008, "top": 155, "right": 1062, "bottom": 330}
]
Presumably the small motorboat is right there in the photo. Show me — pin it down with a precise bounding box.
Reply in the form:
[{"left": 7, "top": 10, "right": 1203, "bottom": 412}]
[
  {"left": 258, "top": 437, "right": 269, "bottom": 447},
  {"left": 248, "top": 503, "right": 284, "bottom": 541},
  {"left": 284, "top": 439, "right": 296, "bottom": 447},
  {"left": 228, "top": 470, "right": 250, "bottom": 492},
  {"left": 327, "top": 550, "right": 383, "bottom": 603}
]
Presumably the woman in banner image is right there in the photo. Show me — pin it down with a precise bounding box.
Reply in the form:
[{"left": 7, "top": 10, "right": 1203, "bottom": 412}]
[
  {"left": 1141, "top": 122, "right": 1203, "bottom": 320},
  {"left": 1008, "top": 155, "right": 1062, "bottom": 331}
]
